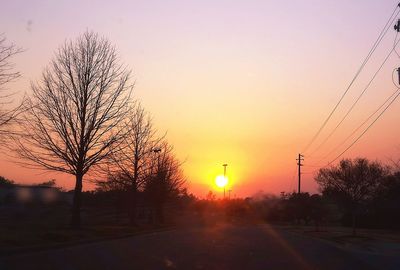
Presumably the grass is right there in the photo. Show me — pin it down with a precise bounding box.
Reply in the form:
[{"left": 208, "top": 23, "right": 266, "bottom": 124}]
[
  {"left": 280, "top": 224, "right": 400, "bottom": 254},
  {"left": 0, "top": 204, "right": 173, "bottom": 255}
]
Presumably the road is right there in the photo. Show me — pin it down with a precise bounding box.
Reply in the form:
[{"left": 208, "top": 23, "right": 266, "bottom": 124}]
[{"left": 1, "top": 224, "right": 399, "bottom": 270}]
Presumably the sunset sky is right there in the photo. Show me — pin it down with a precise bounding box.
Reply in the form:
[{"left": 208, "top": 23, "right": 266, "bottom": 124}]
[{"left": 1, "top": 0, "right": 400, "bottom": 197}]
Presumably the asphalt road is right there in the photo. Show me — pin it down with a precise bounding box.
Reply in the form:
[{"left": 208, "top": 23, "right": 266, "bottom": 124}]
[{"left": 1, "top": 224, "right": 399, "bottom": 270}]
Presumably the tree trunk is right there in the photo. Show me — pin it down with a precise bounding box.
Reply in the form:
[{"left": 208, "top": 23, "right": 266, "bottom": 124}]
[
  {"left": 129, "top": 186, "right": 137, "bottom": 226},
  {"left": 71, "top": 173, "right": 83, "bottom": 229},
  {"left": 130, "top": 161, "right": 139, "bottom": 226}
]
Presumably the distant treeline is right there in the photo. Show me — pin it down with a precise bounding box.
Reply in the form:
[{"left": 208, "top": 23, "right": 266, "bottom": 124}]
[
  {"left": 63, "top": 158, "right": 399, "bottom": 235},
  {"left": 190, "top": 158, "right": 400, "bottom": 234}
]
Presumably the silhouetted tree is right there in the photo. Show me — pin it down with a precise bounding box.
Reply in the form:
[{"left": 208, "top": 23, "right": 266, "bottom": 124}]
[
  {"left": 206, "top": 190, "right": 216, "bottom": 201},
  {"left": 284, "top": 192, "right": 311, "bottom": 225},
  {"left": 316, "top": 158, "right": 388, "bottom": 235},
  {"left": 0, "top": 175, "right": 14, "bottom": 187},
  {"left": 144, "top": 142, "right": 185, "bottom": 224},
  {"left": 14, "top": 31, "right": 133, "bottom": 228},
  {"left": 104, "top": 103, "right": 160, "bottom": 225},
  {"left": 367, "top": 171, "right": 400, "bottom": 229},
  {"left": 35, "top": 179, "right": 57, "bottom": 187},
  {"left": 96, "top": 173, "right": 129, "bottom": 193},
  {"left": 0, "top": 34, "right": 22, "bottom": 136},
  {"left": 95, "top": 172, "right": 131, "bottom": 223}
]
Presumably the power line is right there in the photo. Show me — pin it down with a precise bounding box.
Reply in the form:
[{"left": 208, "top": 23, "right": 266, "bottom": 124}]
[
  {"left": 288, "top": 166, "right": 297, "bottom": 193},
  {"left": 308, "top": 35, "right": 400, "bottom": 157},
  {"left": 394, "top": 31, "right": 400, "bottom": 58},
  {"left": 319, "top": 87, "right": 400, "bottom": 163},
  {"left": 302, "top": 164, "right": 322, "bottom": 168},
  {"left": 303, "top": 84, "right": 400, "bottom": 172},
  {"left": 326, "top": 88, "right": 400, "bottom": 167},
  {"left": 302, "top": 5, "right": 400, "bottom": 154}
]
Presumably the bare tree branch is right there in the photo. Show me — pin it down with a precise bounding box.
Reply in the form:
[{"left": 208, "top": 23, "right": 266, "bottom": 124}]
[
  {"left": 0, "top": 34, "right": 23, "bottom": 136},
  {"left": 99, "top": 103, "right": 163, "bottom": 224}
]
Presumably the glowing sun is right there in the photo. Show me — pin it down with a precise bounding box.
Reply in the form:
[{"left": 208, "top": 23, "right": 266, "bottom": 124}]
[{"left": 215, "top": 175, "right": 228, "bottom": 188}]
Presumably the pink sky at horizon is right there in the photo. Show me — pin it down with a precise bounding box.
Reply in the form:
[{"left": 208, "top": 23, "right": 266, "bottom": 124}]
[{"left": 1, "top": 0, "right": 400, "bottom": 198}]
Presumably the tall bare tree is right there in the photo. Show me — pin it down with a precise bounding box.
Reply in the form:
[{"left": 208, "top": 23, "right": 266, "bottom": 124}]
[
  {"left": 15, "top": 31, "right": 133, "bottom": 228},
  {"left": 144, "top": 142, "right": 186, "bottom": 224},
  {"left": 0, "top": 34, "right": 22, "bottom": 135},
  {"left": 104, "top": 103, "right": 160, "bottom": 225}
]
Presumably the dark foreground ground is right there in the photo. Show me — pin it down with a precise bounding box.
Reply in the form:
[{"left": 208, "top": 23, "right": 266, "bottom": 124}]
[{"left": 1, "top": 224, "right": 399, "bottom": 270}]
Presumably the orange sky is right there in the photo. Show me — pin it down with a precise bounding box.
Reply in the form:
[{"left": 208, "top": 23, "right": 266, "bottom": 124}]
[{"left": 1, "top": 0, "right": 400, "bottom": 197}]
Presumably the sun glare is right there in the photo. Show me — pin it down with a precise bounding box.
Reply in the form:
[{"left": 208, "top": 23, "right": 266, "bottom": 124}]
[{"left": 215, "top": 175, "right": 228, "bottom": 188}]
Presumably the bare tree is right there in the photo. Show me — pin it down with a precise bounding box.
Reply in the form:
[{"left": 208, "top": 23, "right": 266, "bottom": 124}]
[
  {"left": 0, "top": 34, "right": 22, "bottom": 135},
  {"left": 15, "top": 31, "right": 133, "bottom": 228},
  {"left": 104, "top": 103, "right": 160, "bottom": 225},
  {"left": 315, "top": 158, "right": 387, "bottom": 235},
  {"left": 144, "top": 142, "right": 186, "bottom": 224},
  {"left": 96, "top": 172, "right": 130, "bottom": 193}
]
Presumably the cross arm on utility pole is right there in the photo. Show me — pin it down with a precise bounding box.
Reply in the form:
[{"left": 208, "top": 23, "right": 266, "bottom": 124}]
[{"left": 296, "top": 154, "right": 304, "bottom": 194}]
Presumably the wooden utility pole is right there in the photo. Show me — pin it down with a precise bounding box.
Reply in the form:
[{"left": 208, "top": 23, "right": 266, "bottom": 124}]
[{"left": 296, "top": 154, "right": 304, "bottom": 193}]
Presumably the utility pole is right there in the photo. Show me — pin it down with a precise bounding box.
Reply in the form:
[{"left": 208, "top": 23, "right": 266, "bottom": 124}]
[
  {"left": 296, "top": 154, "right": 304, "bottom": 194},
  {"left": 223, "top": 163, "right": 228, "bottom": 199}
]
